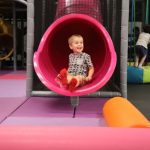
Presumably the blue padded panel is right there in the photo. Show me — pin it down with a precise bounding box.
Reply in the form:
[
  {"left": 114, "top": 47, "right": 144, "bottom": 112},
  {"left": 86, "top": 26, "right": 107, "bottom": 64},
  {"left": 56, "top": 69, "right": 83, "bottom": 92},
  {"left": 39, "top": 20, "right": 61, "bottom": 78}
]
[{"left": 127, "top": 66, "right": 143, "bottom": 83}]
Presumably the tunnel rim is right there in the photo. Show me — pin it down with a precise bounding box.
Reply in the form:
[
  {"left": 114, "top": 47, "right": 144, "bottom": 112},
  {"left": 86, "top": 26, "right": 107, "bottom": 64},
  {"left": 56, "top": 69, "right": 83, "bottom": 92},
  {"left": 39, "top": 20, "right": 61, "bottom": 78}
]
[{"left": 34, "top": 14, "right": 117, "bottom": 96}]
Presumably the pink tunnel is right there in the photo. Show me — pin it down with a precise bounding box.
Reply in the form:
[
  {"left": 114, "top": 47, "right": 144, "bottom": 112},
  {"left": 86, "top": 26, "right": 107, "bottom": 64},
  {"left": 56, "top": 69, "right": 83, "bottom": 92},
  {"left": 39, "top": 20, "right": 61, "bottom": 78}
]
[{"left": 34, "top": 14, "right": 117, "bottom": 96}]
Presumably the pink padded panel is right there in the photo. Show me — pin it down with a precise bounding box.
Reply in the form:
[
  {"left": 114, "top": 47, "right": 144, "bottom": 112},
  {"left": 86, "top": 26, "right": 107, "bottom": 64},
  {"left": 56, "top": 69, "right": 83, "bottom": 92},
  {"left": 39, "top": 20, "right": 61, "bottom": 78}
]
[{"left": 0, "top": 126, "right": 150, "bottom": 150}]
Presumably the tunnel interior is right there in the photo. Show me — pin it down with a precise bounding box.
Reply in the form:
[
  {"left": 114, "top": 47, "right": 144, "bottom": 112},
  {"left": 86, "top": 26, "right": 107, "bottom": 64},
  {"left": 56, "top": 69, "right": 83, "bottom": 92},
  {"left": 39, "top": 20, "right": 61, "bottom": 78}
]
[{"left": 34, "top": 14, "right": 116, "bottom": 96}]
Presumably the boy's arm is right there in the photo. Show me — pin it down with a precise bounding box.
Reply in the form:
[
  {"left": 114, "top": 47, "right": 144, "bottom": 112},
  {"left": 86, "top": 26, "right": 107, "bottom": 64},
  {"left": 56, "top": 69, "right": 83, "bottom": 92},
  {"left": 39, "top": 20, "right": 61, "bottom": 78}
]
[{"left": 86, "top": 67, "right": 94, "bottom": 81}]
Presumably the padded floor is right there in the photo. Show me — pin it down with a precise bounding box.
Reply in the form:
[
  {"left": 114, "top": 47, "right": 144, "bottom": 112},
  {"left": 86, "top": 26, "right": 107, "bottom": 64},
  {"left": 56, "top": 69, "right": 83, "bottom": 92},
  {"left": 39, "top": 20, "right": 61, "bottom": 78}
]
[
  {"left": 0, "top": 97, "right": 27, "bottom": 123},
  {"left": 128, "top": 84, "right": 150, "bottom": 120},
  {"left": 1, "top": 70, "right": 150, "bottom": 126},
  {"left": 2, "top": 117, "right": 106, "bottom": 126},
  {"left": 0, "top": 79, "right": 26, "bottom": 97},
  {"left": 1, "top": 97, "right": 107, "bottom": 126}
]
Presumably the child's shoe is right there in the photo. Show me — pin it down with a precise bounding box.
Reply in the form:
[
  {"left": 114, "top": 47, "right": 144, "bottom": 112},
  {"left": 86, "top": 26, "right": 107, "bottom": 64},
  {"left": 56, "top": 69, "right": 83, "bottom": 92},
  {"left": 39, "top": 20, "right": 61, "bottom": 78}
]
[
  {"left": 55, "top": 74, "right": 63, "bottom": 87},
  {"left": 68, "top": 78, "right": 77, "bottom": 92},
  {"left": 60, "top": 68, "right": 67, "bottom": 77}
]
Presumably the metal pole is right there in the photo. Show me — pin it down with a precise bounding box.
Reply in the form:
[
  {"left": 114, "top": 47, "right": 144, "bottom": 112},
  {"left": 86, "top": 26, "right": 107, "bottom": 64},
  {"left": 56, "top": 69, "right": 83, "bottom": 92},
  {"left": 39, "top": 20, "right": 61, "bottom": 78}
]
[
  {"left": 70, "top": 96, "right": 79, "bottom": 118},
  {"left": 31, "top": 90, "right": 121, "bottom": 98},
  {"left": 120, "top": 0, "right": 129, "bottom": 98},
  {"left": 21, "top": 20, "right": 24, "bottom": 68},
  {"left": 26, "top": 0, "right": 34, "bottom": 97},
  {"left": 13, "top": 2, "right": 17, "bottom": 71}
]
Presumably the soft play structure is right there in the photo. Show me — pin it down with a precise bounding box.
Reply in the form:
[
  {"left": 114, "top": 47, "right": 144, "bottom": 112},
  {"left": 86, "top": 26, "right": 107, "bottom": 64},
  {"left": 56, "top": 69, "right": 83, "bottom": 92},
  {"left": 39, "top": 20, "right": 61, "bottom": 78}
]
[
  {"left": 128, "top": 66, "right": 150, "bottom": 83},
  {"left": 33, "top": 0, "right": 117, "bottom": 96},
  {"left": 33, "top": 14, "right": 117, "bottom": 96},
  {"left": 27, "top": 0, "right": 128, "bottom": 98},
  {"left": 2, "top": 1, "right": 150, "bottom": 149}
]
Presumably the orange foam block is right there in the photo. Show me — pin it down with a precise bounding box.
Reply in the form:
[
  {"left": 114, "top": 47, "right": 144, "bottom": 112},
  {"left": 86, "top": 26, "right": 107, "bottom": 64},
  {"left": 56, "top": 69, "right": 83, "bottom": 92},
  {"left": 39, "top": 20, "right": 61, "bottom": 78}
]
[{"left": 103, "top": 97, "right": 150, "bottom": 128}]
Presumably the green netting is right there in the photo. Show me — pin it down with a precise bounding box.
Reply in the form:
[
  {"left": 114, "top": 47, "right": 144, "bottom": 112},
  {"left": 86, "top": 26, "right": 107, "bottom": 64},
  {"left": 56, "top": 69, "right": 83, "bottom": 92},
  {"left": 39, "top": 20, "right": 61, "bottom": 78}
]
[{"left": 143, "top": 66, "right": 150, "bottom": 83}]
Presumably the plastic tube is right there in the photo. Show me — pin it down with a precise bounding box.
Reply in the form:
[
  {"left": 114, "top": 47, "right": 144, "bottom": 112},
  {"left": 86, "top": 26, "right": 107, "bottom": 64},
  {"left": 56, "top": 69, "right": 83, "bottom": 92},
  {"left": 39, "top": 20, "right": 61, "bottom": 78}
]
[{"left": 34, "top": 14, "right": 116, "bottom": 96}]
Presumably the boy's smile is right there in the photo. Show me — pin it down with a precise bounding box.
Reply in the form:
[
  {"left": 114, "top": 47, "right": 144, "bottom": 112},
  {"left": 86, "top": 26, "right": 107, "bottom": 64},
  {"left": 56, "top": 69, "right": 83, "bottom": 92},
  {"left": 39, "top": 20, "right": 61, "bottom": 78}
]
[{"left": 69, "top": 37, "right": 84, "bottom": 53}]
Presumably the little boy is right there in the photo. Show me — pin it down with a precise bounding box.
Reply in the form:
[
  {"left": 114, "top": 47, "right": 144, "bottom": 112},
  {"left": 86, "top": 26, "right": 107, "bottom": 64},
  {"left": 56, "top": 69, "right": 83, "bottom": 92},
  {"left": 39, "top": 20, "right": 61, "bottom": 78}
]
[
  {"left": 56, "top": 34, "right": 94, "bottom": 92},
  {"left": 135, "top": 25, "right": 150, "bottom": 68}
]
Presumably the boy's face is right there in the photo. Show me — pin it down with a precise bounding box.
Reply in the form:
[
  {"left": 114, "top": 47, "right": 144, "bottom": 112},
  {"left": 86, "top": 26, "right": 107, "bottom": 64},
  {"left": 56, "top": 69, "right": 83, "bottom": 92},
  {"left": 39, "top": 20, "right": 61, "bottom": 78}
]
[{"left": 69, "top": 36, "right": 84, "bottom": 53}]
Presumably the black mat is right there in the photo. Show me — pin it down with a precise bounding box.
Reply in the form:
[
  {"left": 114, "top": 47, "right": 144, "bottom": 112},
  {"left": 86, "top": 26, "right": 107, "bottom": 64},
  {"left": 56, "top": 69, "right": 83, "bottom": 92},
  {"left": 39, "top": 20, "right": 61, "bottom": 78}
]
[{"left": 128, "top": 84, "right": 150, "bottom": 120}]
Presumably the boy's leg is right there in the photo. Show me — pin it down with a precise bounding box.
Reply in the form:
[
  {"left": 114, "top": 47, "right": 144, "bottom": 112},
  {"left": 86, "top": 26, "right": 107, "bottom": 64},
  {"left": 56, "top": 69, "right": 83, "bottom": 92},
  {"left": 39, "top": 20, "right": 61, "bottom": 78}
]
[
  {"left": 135, "top": 55, "right": 139, "bottom": 67},
  {"left": 55, "top": 74, "right": 63, "bottom": 87},
  {"left": 68, "top": 75, "right": 85, "bottom": 92},
  {"left": 68, "top": 78, "right": 78, "bottom": 92},
  {"left": 67, "top": 74, "right": 77, "bottom": 92},
  {"left": 55, "top": 68, "right": 68, "bottom": 87},
  {"left": 134, "top": 46, "right": 140, "bottom": 67},
  {"left": 138, "top": 47, "right": 147, "bottom": 68},
  {"left": 59, "top": 68, "right": 68, "bottom": 85},
  {"left": 138, "top": 55, "right": 147, "bottom": 68}
]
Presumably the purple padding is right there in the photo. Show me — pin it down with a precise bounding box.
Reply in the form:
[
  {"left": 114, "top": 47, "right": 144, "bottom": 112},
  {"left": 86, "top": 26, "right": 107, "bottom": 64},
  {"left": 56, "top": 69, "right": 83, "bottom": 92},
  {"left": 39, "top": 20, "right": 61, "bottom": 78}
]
[
  {"left": 2, "top": 97, "right": 107, "bottom": 126},
  {"left": 0, "top": 79, "right": 26, "bottom": 97},
  {"left": 10, "top": 97, "right": 107, "bottom": 118},
  {"left": 9, "top": 97, "right": 106, "bottom": 118},
  {"left": 11, "top": 97, "right": 73, "bottom": 117},
  {"left": 76, "top": 98, "right": 107, "bottom": 118},
  {"left": 0, "top": 97, "right": 27, "bottom": 123},
  {"left": 2, "top": 117, "right": 106, "bottom": 126}
]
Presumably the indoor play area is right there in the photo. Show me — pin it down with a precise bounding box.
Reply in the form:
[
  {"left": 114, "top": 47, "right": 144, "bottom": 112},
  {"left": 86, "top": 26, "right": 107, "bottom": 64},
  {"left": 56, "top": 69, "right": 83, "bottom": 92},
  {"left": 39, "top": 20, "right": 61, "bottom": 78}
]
[{"left": 0, "top": 0, "right": 150, "bottom": 149}]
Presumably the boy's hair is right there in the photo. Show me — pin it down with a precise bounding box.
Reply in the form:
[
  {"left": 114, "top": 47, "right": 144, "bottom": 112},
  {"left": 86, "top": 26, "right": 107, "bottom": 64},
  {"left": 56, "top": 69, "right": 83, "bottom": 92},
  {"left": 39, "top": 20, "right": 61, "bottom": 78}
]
[
  {"left": 68, "top": 34, "right": 83, "bottom": 45},
  {"left": 143, "top": 25, "right": 150, "bottom": 34}
]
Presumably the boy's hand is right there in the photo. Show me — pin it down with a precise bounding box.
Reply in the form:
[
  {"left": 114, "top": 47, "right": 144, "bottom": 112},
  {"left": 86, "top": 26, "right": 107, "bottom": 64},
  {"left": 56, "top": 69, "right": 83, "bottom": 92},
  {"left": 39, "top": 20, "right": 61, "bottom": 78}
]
[
  {"left": 80, "top": 76, "right": 86, "bottom": 85},
  {"left": 85, "top": 76, "right": 92, "bottom": 82}
]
